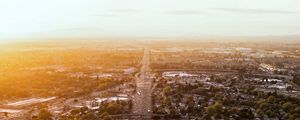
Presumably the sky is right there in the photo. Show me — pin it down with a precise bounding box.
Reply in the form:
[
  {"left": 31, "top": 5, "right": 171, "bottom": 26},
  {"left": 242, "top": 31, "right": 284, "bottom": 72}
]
[{"left": 1, "top": 0, "right": 300, "bottom": 41}]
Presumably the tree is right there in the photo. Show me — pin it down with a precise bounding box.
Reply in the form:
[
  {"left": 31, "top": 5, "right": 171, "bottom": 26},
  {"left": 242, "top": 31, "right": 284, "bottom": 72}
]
[
  {"left": 38, "top": 109, "right": 52, "bottom": 120},
  {"left": 106, "top": 102, "right": 123, "bottom": 114},
  {"left": 286, "top": 86, "right": 293, "bottom": 92},
  {"left": 3, "top": 112, "right": 8, "bottom": 117},
  {"left": 163, "top": 86, "right": 172, "bottom": 96},
  {"left": 82, "top": 112, "right": 97, "bottom": 120},
  {"left": 165, "top": 96, "right": 172, "bottom": 107},
  {"left": 210, "top": 75, "right": 215, "bottom": 81},
  {"left": 100, "top": 112, "right": 112, "bottom": 120},
  {"left": 238, "top": 108, "right": 254, "bottom": 119},
  {"left": 267, "top": 95, "right": 276, "bottom": 103},
  {"left": 282, "top": 102, "right": 293, "bottom": 112},
  {"left": 32, "top": 115, "right": 38, "bottom": 120},
  {"left": 168, "top": 106, "right": 180, "bottom": 118},
  {"left": 292, "top": 75, "right": 300, "bottom": 85},
  {"left": 70, "top": 109, "right": 81, "bottom": 116},
  {"left": 186, "top": 96, "right": 195, "bottom": 111},
  {"left": 266, "top": 110, "right": 276, "bottom": 118},
  {"left": 206, "top": 102, "right": 223, "bottom": 117},
  {"left": 293, "top": 107, "right": 300, "bottom": 118},
  {"left": 63, "top": 105, "right": 70, "bottom": 112}
]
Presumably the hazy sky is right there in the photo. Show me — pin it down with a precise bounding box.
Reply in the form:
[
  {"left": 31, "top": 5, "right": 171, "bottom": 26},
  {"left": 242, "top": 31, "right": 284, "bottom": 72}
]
[{"left": 1, "top": 0, "right": 300, "bottom": 40}]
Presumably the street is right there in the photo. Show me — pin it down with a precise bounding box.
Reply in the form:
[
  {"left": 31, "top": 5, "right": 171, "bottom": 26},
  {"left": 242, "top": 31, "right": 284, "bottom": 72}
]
[{"left": 132, "top": 48, "right": 152, "bottom": 116}]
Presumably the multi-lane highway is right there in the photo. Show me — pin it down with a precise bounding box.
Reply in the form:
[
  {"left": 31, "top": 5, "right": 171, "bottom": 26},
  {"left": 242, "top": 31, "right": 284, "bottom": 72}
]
[{"left": 132, "top": 48, "right": 152, "bottom": 117}]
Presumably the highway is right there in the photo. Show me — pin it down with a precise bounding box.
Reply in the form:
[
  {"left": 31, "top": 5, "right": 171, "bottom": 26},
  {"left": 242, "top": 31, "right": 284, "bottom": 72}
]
[{"left": 132, "top": 48, "right": 152, "bottom": 118}]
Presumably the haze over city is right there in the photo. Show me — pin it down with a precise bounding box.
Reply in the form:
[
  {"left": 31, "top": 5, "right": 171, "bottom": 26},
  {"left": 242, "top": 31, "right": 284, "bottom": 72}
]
[{"left": 0, "top": 0, "right": 300, "bottom": 120}]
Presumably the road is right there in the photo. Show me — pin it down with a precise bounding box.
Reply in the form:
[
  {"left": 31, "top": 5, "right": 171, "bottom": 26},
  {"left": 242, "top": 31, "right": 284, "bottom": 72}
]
[{"left": 132, "top": 48, "right": 152, "bottom": 117}]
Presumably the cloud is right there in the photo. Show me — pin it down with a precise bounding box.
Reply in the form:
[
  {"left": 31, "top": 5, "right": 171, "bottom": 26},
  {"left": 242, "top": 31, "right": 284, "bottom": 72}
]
[
  {"left": 213, "top": 8, "right": 298, "bottom": 14},
  {"left": 108, "top": 9, "right": 141, "bottom": 13},
  {"left": 93, "top": 9, "right": 140, "bottom": 17},
  {"left": 55, "top": 27, "right": 103, "bottom": 32},
  {"left": 278, "top": 25, "right": 300, "bottom": 30},
  {"left": 94, "top": 14, "right": 119, "bottom": 17},
  {"left": 167, "top": 10, "right": 202, "bottom": 15}
]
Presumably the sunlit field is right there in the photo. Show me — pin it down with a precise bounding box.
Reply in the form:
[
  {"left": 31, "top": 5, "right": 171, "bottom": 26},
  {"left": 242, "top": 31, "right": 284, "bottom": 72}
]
[{"left": 0, "top": 41, "right": 142, "bottom": 98}]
